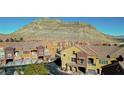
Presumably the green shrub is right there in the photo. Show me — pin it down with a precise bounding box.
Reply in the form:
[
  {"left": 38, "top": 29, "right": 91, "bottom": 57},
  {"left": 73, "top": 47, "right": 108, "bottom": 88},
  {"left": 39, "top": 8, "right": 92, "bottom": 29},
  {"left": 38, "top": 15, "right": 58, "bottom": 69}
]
[{"left": 23, "top": 63, "right": 48, "bottom": 75}]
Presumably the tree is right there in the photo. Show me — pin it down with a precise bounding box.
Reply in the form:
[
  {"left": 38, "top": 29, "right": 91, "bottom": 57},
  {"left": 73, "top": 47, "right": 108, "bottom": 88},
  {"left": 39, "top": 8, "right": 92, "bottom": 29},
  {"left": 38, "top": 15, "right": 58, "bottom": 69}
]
[
  {"left": 5, "top": 38, "right": 10, "bottom": 42},
  {"left": 10, "top": 38, "right": 14, "bottom": 42},
  {"left": 116, "top": 55, "right": 123, "bottom": 61},
  {"left": 14, "top": 38, "right": 17, "bottom": 42},
  {"left": 23, "top": 63, "right": 48, "bottom": 75},
  {"left": 107, "top": 55, "right": 110, "bottom": 58},
  {"left": 0, "top": 39, "right": 3, "bottom": 42},
  {"left": 114, "top": 44, "right": 117, "bottom": 46},
  {"left": 20, "top": 37, "right": 24, "bottom": 42},
  {"left": 14, "top": 38, "right": 19, "bottom": 42}
]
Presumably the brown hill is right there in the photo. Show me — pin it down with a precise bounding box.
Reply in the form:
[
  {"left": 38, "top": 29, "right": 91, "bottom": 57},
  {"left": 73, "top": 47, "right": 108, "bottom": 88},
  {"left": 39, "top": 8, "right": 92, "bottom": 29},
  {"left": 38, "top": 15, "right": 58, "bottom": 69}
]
[
  {"left": 10, "top": 18, "right": 117, "bottom": 43},
  {"left": 0, "top": 34, "right": 10, "bottom": 41}
]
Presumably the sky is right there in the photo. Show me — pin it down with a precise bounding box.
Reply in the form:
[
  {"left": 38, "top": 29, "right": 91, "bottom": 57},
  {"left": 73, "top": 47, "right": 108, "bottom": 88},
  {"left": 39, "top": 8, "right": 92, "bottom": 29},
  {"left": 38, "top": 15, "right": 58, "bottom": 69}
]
[{"left": 0, "top": 17, "right": 124, "bottom": 36}]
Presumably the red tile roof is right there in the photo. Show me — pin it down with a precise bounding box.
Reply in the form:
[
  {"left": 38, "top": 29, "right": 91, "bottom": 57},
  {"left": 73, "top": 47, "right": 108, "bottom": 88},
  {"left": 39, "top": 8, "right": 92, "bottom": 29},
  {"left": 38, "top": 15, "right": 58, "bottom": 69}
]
[
  {"left": 88, "top": 45, "right": 119, "bottom": 59},
  {"left": 111, "top": 47, "right": 124, "bottom": 57}
]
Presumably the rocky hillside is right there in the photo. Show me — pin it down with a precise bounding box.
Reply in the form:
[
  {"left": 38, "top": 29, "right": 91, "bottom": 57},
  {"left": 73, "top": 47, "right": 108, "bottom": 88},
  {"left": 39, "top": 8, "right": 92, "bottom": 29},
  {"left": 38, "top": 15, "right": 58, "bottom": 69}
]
[
  {"left": 0, "top": 34, "right": 10, "bottom": 41},
  {"left": 10, "top": 18, "right": 117, "bottom": 42}
]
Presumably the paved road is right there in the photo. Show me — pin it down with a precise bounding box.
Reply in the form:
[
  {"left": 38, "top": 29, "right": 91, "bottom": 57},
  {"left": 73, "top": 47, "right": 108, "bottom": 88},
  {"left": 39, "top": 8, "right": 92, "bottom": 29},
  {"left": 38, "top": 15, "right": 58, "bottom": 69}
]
[{"left": 45, "top": 62, "right": 70, "bottom": 75}]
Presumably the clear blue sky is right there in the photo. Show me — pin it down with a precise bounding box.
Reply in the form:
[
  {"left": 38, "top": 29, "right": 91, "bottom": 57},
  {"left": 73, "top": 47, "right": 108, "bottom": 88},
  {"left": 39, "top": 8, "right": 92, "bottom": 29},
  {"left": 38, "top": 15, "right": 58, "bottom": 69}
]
[{"left": 0, "top": 17, "right": 124, "bottom": 36}]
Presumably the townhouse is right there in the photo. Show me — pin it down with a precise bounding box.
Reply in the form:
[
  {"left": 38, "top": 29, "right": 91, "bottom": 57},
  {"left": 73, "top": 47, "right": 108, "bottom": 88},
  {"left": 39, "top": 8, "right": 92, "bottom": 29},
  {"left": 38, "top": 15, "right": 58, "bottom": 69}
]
[
  {"left": 60, "top": 45, "right": 120, "bottom": 74},
  {"left": 4, "top": 47, "right": 15, "bottom": 64},
  {"left": 14, "top": 47, "right": 23, "bottom": 63},
  {"left": 61, "top": 46, "right": 81, "bottom": 71},
  {"left": 87, "top": 45, "right": 119, "bottom": 74},
  {"left": 0, "top": 46, "right": 6, "bottom": 67},
  {"left": 36, "top": 45, "right": 44, "bottom": 60},
  {"left": 60, "top": 45, "right": 97, "bottom": 74}
]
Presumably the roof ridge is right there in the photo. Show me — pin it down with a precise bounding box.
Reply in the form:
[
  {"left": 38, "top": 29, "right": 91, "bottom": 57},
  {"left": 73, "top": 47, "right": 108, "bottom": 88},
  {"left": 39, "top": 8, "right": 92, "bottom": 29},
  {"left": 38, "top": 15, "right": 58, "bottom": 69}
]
[
  {"left": 86, "top": 46, "right": 97, "bottom": 55},
  {"left": 75, "top": 45, "right": 94, "bottom": 55},
  {"left": 111, "top": 47, "right": 124, "bottom": 56}
]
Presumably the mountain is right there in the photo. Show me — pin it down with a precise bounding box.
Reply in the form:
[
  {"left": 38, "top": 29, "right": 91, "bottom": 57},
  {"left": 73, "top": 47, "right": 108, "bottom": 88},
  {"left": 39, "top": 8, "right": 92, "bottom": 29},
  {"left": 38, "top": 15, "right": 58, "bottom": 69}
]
[
  {"left": 10, "top": 18, "right": 117, "bottom": 42},
  {"left": 113, "top": 35, "right": 124, "bottom": 39},
  {"left": 113, "top": 35, "right": 124, "bottom": 42},
  {"left": 0, "top": 34, "right": 10, "bottom": 41}
]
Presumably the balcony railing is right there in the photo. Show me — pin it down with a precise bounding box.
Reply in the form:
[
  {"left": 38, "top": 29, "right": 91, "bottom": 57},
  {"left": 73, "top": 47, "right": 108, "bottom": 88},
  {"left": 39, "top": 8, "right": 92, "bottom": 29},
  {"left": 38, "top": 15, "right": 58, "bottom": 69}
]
[{"left": 88, "top": 63, "right": 96, "bottom": 66}]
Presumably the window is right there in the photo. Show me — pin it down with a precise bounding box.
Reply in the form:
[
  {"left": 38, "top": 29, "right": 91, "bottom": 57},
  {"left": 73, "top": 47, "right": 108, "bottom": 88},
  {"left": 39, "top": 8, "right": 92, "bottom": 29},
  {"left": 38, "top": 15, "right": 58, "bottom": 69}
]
[
  {"left": 8, "top": 53, "right": 12, "bottom": 57},
  {"left": 15, "top": 51, "right": 19, "bottom": 56},
  {"left": 79, "top": 59, "right": 84, "bottom": 64},
  {"left": 104, "top": 61, "right": 108, "bottom": 64},
  {"left": 32, "top": 52, "right": 37, "bottom": 56},
  {"left": 0, "top": 55, "right": 4, "bottom": 58},
  {"left": 0, "top": 52, "right": 4, "bottom": 58},
  {"left": 44, "top": 49, "right": 49, "bottom": 56},
  {"left": 88, "top": 58, "right": 94, "bottom": 64},
  {"left": 71, "top": 58, "right": 77, "bottom": 62},
  {"left": 99, "top": 60, "right": 108, "bottom": 64}
]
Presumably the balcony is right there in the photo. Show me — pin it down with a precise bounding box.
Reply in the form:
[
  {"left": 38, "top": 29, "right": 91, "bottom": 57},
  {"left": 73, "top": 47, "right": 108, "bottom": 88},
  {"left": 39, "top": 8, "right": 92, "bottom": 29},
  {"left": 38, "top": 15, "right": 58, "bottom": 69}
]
[{"left": 88, "top": 58, "right": 96, "bottom": 66}]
